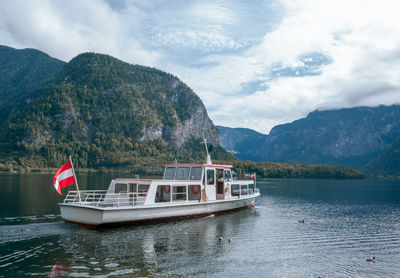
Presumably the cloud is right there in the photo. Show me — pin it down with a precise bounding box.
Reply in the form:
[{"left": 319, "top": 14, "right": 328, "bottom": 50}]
[
  {"left": 1, "top": 0, "right": 400, "bottom": 133},
  {"left": 174, "top": 0, "right": 400, "bottom": 133},
  {"left": 0, "top": 0, "right": 161, "bottom": 65}
]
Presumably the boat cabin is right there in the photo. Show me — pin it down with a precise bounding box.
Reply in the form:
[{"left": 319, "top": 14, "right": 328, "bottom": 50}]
[{"left": 161, "top": 163, "right": 236, "bottom": 201}]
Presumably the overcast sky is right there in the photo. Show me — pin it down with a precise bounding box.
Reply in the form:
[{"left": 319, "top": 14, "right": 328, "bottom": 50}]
[{"left": 1, "top": 0, "right": 400, "bottom": 133}]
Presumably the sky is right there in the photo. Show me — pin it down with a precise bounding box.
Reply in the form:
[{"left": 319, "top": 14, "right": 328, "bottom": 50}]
[{"left": 1, "top": 0, "right": 400, "bottom": 133}]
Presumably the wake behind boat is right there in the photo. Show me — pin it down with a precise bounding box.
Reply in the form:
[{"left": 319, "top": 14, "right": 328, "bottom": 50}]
[{"left": 56, "top": 140, "right": 260, "bottom": 227}]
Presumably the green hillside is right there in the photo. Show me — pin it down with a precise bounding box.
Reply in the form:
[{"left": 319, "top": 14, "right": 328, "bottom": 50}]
[
  {"left": 0, "top": 52, "right": 229, "bottom": 172},
  {"left": 0, "top": 45, "right": 65, "bottom": 127}
]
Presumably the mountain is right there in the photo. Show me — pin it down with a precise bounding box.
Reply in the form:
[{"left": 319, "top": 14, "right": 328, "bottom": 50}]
[
  {"left": 0, "top": 45, "right": 65, "bottom": 127},
  {"left": 363, "top": 137, "right": 400, "bottom": 175},
  {"left": 216, "top": 126, "right": 267, "bottom": 161},
  {"left": 219, "top": 105, "right": 400, "bottom": 169},
  {"left": 0, "top": 52, "right": 228, "bottom": 171},
  {"left": 0, "top": 46, "right": 365, "bottom": 179}
]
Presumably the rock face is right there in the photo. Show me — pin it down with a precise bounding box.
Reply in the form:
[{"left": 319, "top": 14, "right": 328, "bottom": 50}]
[
  {"left": 219, "top": 105, "right": 400, "bottom": 169},
  {"left": 165, "top": 106, "right": 220, "bottom": 147}
]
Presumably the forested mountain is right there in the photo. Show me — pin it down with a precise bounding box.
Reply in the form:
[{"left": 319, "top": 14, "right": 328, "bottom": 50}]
[
  {"left": 0, "top": 45, "right": 65, "bottom": 127},
  {"left": 0, "top": 52, "right": 228, "bottom": 172},
  {"left": 219, "top": 105, "right": 400, "bottom": 172}
]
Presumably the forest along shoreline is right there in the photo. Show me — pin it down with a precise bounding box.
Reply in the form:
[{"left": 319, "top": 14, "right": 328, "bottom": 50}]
[{"left": 0, "top": 160, "right": 364, "bottom": 179}]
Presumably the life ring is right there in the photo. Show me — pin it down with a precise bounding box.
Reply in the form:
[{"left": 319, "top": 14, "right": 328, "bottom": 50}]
[
  {"left": 191, "top": 185, "right": 201, "bottom": 195},
  {"left": 162, "top": 186, "right": 170, "bottom": 193}
]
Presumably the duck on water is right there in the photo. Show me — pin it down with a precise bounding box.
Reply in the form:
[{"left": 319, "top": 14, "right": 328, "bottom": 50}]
[{"left": 57, "top": 139, "right": 261, "bottom": 228}]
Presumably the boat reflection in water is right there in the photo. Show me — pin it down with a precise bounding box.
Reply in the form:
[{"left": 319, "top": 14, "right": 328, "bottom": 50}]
[{"left": 54, "top": 207, "right": 257, "bottom": 277}]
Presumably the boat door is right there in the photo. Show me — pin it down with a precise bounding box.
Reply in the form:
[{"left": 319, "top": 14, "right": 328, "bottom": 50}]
[
  {"left": 205, "top": 167, "right": 216, "bottom": 201},
  {"left": 216, "top": 168, "right": 224, "bottom": 200}
]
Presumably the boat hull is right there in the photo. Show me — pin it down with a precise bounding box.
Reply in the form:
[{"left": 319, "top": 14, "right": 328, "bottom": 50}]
[{"left": 59, "top": 194, "right": 258, "bottom": 228}]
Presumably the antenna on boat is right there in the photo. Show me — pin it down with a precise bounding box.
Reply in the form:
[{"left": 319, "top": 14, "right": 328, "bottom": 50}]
[{"left": 202, "top": 133, "right": 212, "bottom": 165}]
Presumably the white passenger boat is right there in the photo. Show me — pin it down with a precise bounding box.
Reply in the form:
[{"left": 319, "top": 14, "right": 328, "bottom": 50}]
[{"left": 59, "top": 141, "right": 260, "bottom": 227}]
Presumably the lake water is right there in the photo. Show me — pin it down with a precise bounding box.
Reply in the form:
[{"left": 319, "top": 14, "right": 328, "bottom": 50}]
[{"left": 1, "top": 175, "right": 400, "bottom": 277}]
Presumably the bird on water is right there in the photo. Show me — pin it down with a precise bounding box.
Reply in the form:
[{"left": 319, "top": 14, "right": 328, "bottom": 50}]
[{"left": 366, "top": 257, "right": 376, "bottom": 263}]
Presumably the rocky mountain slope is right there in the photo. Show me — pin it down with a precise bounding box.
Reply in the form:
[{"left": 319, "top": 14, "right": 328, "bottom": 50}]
[
  {"left": 0, "top": 51, "right": 227, "bottom": 170},
  {"left": 219, "top": 105, "right": 400, "bottom": 170}
]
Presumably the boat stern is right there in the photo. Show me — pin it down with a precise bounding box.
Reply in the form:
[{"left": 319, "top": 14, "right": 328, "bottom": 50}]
[{"left": 59, "top": 203, "right": 104, "bottom": 226}]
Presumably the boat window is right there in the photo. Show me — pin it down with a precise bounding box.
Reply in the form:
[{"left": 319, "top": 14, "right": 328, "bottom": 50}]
[
  {"left": 241, "top": 184, "right": 249, "bottom": 195},
  {"left": 115, "top": 183, "right": 127, "bottom": 193},
  {"left": 189, "top": 167, "right": 202, "bottom": 180},
  {"left": 207, "top": 169, "right": 215, "bottom": 185},
  {"left": 232, "top": 171, "right": 238, "bottom": 180},
  {"left": 188, "top": 185, "right": 201, "bottom": 200},
  {"left": 155, "top": 185, "right": 171, "bottom": 203},
  {"left": 224, "top": 170, "right": 232, "bottom": 181},
  {"left": 172, "top": 186, "right": 187, "bottom": 201},
  {"left": 231, "top": 184, "right": 240, "bottom": 196},
  {"left": 175, "top": 167, "right": 190, "bottom": 180},
  {"left": 216, "top": 169, "right": 223, "bottom": 181},
  {"left": 138, "top": 184, "right": 149, "bottom": 196},
  {"left": 248, "top": 183, "right": 254, "bottom": 194},
  {"left": 164, "top": 167, "right": 176, "bottom": 180},
  {"left": 129, "top": 183, "right": 137, "bottom": 192}
]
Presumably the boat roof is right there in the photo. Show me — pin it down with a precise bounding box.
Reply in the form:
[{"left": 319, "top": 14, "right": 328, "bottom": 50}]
[{"left": 163, "top": 163, "right": 233, "bottom": 168}]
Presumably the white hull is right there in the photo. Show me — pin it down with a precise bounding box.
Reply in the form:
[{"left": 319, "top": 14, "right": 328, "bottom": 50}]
[{"left": 59, "top": 193, "right": 259, "bottom": 227}]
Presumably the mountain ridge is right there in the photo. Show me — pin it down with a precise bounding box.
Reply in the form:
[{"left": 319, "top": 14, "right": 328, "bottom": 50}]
[{"left": 218, "top": 105, "right": 400, "bottom": 174}]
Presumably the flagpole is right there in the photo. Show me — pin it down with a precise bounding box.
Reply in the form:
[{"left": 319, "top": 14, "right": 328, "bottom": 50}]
[{"left": 69, "top": 156, "right": 81, "bottom": 202}]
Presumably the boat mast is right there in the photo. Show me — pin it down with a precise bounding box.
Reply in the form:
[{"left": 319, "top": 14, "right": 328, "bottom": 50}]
[
  {"left": 202, "top": 134, "right": 212, "bottom": 165},
  {"left": 69, "top": 156, "right": 81, "bottom": 203}
]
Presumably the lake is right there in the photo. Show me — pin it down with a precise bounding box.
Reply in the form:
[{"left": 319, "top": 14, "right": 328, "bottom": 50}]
[{"left": 1, "top": 175, "right": 400, "bottom": 277}]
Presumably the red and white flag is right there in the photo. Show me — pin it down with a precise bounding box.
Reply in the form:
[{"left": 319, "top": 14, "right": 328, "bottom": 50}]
[
  {"left": 53, "top": 161, "right": 76, "bottom": 195},
  {"left": 250, "top": 173, "right": 256, "bottom": 179}
]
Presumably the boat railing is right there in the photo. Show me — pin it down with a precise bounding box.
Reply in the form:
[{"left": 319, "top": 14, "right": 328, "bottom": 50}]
[{"left": 63, "top": 190, "right": 147, "bottom": 207}]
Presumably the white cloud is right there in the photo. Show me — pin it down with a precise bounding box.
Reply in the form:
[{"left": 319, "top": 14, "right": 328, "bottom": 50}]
[
  {"left": 1, "top": 0, "right": 400, "bottom": 134},
  {"left": 174, "top": 0, "right": 400, "bottom": 133},
  {"left": 0, "top": 0, "right": 161, "bottom": 65}
]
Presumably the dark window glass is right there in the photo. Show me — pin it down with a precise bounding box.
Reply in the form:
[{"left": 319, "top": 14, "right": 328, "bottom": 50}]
[
  {"left": 115, "top": 183, "right": 127, "bottom": 193},
  {"left": 164, "top": 167, "right": 176, "bottom": 180},
  {"left": 207, "top": 170, "right": 215, "bottom": 185},
  {"left": 190, "top": 167, "right": 202, "bottom": 180},
  {"left": 176, "top": 167, "right": 190, "bottom": 180}
]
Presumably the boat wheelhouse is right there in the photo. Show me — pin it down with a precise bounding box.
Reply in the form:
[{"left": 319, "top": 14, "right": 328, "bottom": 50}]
[{"left": 58, "top": 141, "right": 260, "bottom": 227}]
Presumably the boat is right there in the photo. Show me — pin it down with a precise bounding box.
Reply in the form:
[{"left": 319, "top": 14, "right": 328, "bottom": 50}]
[{"left": 58, "top": 140, "right": 260, "bottom": 227}]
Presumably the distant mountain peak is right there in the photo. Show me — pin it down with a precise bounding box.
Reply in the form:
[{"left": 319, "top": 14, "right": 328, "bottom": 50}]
[{"left": 219, "top": 105, "right": 400, "bottom": 173}]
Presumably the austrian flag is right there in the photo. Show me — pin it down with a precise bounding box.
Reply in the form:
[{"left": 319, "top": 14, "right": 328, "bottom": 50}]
[{"left": 53, "top": 161, "right": 76, "bottom": 195}]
